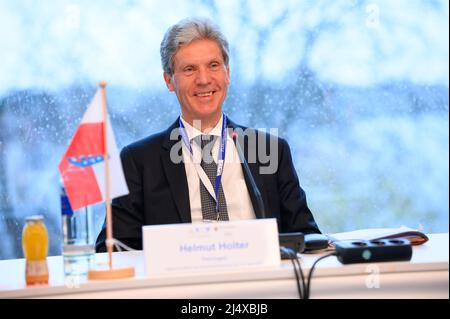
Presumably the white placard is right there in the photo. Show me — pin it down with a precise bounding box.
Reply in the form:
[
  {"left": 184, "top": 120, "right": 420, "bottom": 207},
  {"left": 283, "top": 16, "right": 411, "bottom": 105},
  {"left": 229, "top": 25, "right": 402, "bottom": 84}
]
[{"left": 142, "top": 218, "right": 280, "bottom": 276}]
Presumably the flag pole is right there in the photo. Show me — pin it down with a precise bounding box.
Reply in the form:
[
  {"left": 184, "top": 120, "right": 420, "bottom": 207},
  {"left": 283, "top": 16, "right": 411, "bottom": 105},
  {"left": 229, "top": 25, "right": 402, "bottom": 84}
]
[
  {"left": 99, "top": 80, "right": 113, "bottom": 270},
  {"left": 87, "top": 81, "right": 135, "bottom": 280}
]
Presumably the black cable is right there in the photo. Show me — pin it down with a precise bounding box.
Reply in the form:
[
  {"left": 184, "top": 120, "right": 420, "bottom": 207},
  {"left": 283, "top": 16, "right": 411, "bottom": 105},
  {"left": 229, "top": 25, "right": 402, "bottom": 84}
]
[
  {"left": 292, "top": 252, "right": 306, "bottom": 298},
  {"left": 295, "top": 254, "right": 306, "bottom": 294},
  {"left": 280, "top": 246, "right": 305, "bottom": 299},
  {"left": 289, "top": 255, "right": 303, "bottom": 299},
  {"left": 305, "top": 252, "right": 336, "bottom": 299}
]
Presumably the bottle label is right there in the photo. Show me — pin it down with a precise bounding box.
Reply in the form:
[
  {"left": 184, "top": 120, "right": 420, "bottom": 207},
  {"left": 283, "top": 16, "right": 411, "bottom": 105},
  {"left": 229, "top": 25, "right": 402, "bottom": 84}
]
[
  {"left": 26, "top": 260, "right": 49, "bottom": 284},
  {"left": 61, "top": 190, "right": 74, "bottom": 216}
]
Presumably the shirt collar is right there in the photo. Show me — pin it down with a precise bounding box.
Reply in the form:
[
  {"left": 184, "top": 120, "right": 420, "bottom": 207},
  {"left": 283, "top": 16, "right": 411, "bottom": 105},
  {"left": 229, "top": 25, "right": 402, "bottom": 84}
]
[{"left": 180, "top": 114, "right": 223, "bottom": 142}]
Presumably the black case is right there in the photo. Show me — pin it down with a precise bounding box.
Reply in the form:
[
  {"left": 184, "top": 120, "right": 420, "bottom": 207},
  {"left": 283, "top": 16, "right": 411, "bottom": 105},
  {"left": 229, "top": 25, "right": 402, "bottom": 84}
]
[
  {"left": 335, "top": 238, "right": 412, "bottom": 264},
  {"left": 279, "top": 232, "right": 305, "bottom": 259}
]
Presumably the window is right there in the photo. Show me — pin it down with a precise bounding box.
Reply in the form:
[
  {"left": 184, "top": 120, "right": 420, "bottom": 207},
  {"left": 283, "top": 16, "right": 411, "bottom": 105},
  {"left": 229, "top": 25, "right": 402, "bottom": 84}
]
[{"left": 0, "top": 0, "right": 448, "bottom": 259}]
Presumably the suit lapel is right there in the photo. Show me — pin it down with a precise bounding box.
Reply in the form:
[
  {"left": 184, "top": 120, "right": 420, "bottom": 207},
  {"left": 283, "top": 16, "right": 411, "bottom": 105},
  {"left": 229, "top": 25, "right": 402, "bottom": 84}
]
[{"left": 161, "top": 119, "right": 191, "bottom": 223}]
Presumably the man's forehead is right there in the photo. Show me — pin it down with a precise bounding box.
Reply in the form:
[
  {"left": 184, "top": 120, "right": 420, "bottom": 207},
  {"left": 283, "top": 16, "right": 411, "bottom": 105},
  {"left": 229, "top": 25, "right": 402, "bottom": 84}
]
[{"left": 173, "top": 39, "right": 224, "bottom": 65}]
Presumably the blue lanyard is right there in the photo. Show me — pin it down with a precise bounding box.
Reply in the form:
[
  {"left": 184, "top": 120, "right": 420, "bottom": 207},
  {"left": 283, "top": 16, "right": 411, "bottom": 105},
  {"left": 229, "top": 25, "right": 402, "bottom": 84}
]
[{"left": 179, "top": 114, "right": 228, "bottom": 214}]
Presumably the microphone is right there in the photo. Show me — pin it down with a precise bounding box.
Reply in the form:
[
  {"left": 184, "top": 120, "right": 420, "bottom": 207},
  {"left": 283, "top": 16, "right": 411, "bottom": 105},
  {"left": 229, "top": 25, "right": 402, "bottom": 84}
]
[
  {"left": 232, "top": 132, "right": 266, "bottom": 219},
  {"left": 232, "top": 132, "right": 305, "bottom": 259}
]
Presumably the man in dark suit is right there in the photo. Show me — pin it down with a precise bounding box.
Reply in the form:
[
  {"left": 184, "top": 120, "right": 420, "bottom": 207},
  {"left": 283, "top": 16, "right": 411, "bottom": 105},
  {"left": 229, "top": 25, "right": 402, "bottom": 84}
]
[{"left": 96, "top": 17, "right": 320, "bottom": 252}]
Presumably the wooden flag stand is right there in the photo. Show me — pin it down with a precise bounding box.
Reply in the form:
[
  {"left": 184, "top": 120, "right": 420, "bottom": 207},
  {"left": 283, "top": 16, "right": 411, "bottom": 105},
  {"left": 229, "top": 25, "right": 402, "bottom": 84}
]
[{"left": 88, "top": 81, "right": 135, "bottom": 280}]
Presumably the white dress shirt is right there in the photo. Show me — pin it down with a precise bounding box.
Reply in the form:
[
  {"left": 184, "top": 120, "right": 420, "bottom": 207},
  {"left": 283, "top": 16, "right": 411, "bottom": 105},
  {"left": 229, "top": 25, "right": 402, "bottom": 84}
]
[{"left": 180, "top": 115, "right": 256, "bottom": 223}]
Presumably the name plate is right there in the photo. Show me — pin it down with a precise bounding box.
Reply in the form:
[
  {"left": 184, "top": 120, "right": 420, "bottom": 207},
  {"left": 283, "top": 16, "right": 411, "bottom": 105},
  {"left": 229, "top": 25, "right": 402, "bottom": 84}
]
[{"left": 142, "top": 218, "right": 280, "bottom": 276}]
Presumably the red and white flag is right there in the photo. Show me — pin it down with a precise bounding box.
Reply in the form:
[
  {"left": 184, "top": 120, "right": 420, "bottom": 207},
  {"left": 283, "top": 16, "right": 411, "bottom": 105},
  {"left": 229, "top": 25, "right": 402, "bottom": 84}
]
[{"left": 58, "top": 89, "right": 129, "bottom": 211}]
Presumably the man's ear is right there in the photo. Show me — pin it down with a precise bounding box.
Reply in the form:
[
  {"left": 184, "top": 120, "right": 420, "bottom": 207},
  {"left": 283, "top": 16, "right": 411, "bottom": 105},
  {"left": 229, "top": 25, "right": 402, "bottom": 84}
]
[
  {"left": 225, "top": 66, "right": 231, "bottom": 84},
  {"left": 163, "top": 72, "right": 175, "bottom": 92}
]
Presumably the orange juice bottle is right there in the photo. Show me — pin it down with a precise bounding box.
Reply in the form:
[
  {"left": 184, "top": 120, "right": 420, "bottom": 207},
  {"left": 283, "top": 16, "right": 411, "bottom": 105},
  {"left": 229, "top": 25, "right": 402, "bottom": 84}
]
[{"left": 22, "top": 215, "right": 49, "bottom": 285}]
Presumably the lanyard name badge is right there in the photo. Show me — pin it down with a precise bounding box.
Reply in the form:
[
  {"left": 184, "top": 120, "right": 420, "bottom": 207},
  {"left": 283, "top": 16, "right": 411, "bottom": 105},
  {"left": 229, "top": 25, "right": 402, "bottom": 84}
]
[{"left": 179, "top": 114, "right": 228, "bottom": 220}]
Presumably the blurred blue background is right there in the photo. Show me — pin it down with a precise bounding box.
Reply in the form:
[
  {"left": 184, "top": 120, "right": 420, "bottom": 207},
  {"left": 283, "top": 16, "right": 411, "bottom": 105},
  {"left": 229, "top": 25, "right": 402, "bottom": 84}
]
[{"left": 0, "top": 0, "right": 448, "bottom": 259}]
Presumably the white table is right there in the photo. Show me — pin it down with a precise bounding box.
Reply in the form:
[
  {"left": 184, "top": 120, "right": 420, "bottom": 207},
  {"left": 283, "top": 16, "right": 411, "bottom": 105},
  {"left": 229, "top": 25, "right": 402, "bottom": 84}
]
[{"left": 0, "top": 234, "right": 448, "bottom": 299}]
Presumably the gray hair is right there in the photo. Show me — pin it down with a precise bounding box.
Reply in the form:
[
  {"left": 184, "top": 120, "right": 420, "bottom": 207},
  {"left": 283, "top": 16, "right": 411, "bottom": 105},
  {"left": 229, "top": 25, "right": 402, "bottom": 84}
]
[{"left": 160, "top": 17, "right": 230, "bottom": 76}]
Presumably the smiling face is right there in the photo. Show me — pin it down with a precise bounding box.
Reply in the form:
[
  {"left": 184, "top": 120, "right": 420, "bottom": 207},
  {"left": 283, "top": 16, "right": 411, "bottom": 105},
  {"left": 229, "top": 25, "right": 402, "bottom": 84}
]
[{"left": 163, "top": 39, "right": 230, "bottom": 130}]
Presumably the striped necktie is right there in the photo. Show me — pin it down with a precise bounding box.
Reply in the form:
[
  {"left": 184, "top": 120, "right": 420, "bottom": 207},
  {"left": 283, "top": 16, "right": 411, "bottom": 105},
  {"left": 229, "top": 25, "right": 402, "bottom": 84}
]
[{"left": 196, "top": 135, "right": 229, "bottom": 221}]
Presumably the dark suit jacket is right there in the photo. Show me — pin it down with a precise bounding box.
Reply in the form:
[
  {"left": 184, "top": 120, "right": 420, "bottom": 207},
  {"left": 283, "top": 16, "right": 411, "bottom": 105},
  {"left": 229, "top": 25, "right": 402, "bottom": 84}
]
[{"left": 96, "top": 117, "right": 320, "bottom": 251}]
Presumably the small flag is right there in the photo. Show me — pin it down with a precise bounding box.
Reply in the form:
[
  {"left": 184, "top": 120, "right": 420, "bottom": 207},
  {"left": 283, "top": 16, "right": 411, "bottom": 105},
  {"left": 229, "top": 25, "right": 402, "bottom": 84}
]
[{"left": 58, "top": 88, "right": 129, "bottom": 211}]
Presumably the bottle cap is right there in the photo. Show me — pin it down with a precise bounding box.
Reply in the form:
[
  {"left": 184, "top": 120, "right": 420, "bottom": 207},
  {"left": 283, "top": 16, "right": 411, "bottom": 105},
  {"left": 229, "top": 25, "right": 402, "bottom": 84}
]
[{"left": 25, "top": 215, "right": 44, "bottom": 222}]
